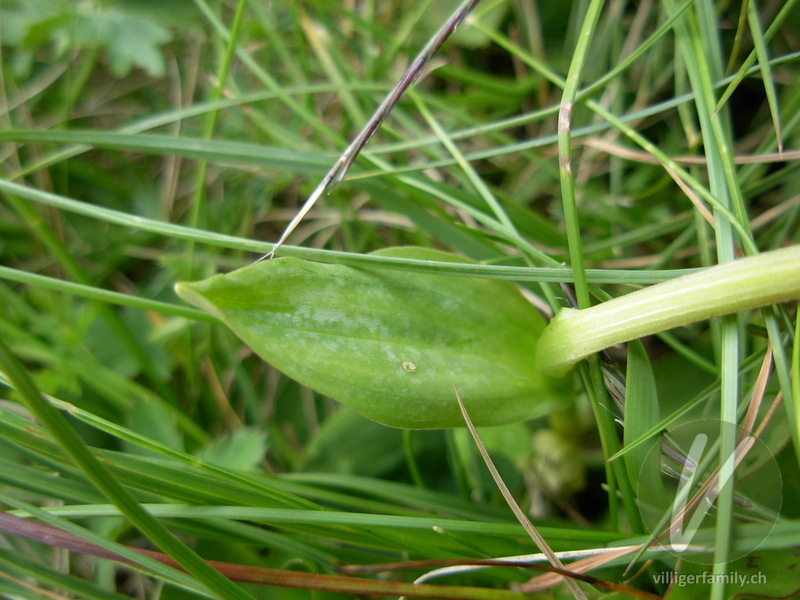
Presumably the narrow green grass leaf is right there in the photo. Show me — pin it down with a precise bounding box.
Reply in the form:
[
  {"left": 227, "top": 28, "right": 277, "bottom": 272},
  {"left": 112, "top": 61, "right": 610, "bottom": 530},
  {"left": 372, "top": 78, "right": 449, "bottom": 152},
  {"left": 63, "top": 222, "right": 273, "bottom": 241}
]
[
  {"left": 0, "top": 495, "right": 210, "bottom": 596},
  {"left": 0, "top": 265, "right": 216, "bottom": 322},
  {"left": 714, "top": 0, "right": 799, "bottom": 112},
  {"left": 746, "top": 0, "right": 783, "bottom": 152},
  {"left": 557, "top": 0, "right": 605, "bottom": 310},
  {"left": 12, "top": 395, "right": 316, "bottom": 509},
  {"left": 0, "top": 338, "right": 256, "bottom": 600},
  {"left": 33, "top": 503, "right": 625, "bottom": 543},
  {"left": 623, "top": 341, "right": 663, "bottom": 505},
  {"left": 793, "top": 306, "right": 800, "bottom": 462},
  {"left": 185, "top": 0, "right": 250, "bottom": 273},
  {"left": 0, "top": 130, "right": 333, "bottom": 172},
  {"left": 1, "top": 192, "right": 173, "bottom": 401},
  {"left": 0, "top": 549, "right": 134, "bottom": 600},
  {"left": 298, "top": 10, "right": 366, "bottom": 125},
  {"left": 411, "top": 93, "right": 520, "bottom": 243},
  {"left": 0, "top": 177, "right": 693, "bottom": 284},
  {"left": 467, "top": 16, "right": 763, "bottom": 255},
  {"left": 0, "top": 452, "right": 103, "bottom": 504},
  {"left": 552, "top": 0, "right": 642, "bottom": 533},
  {"left": 367, "top": 51, "right": 799, "bottom": 163},
  {"left": 725, "top": 0, "right": 751, "bottom": 75},
  {"left": 191, "top": 0, "right": 345, "bottom": 148},
  {"left": 680, "top": 2, "right": 743, "bottom": 589}
]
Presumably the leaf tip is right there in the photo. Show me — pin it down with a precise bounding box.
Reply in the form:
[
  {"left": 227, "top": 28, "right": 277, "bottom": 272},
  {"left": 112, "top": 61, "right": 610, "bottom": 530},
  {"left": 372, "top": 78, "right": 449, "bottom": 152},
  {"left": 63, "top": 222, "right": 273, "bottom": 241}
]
[
  {"left": 174, "top": 280, "right": 219, "bottom": 320},
  {"left": 173, "top": 281, "right": 188, "bottom": 296},
  {"left": 173, "top": 281, "right": 194, "bottom": 304}
]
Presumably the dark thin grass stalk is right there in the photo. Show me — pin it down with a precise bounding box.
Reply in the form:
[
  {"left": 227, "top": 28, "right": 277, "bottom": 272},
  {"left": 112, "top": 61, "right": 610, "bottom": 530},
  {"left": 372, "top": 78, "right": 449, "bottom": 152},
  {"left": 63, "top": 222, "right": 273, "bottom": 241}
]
[
  {"left": 4, "top": 48, "right": 797, "bottom": 187},
  {"left": 264, "top": 0, "right": 481, "bottom": 258}
]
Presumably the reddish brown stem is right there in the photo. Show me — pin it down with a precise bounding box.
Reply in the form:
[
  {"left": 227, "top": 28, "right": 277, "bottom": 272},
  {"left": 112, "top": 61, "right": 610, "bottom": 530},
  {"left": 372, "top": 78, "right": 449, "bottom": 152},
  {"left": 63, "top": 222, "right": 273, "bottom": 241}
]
[{"left": 0, "top": 511, "right": 529, "bottom": 599}]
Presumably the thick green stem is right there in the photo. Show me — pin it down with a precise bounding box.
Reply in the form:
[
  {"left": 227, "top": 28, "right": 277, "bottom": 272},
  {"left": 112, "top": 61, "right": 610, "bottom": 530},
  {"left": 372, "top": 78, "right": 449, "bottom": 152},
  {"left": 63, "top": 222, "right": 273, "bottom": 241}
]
[{"left": 537, "top": 245, "right": 800, "bottom": 377}]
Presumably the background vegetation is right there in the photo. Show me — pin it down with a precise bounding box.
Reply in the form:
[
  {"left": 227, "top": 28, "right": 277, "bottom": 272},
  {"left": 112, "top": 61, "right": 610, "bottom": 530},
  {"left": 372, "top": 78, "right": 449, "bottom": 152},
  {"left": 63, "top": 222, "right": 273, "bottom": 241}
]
[{"left": 1, "top": 0, "right": 799, "bottom": 598}]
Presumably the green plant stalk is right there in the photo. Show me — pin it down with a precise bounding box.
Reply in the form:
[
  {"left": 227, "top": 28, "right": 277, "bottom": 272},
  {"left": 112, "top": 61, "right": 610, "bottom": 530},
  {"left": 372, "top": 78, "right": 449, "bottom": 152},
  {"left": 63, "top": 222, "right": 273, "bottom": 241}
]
[
  {"left": 185, "top": 0, "right": 248, "bottom": 275},
  {"left": 557, "top": 0, "right": 605, "bottom": 310},
  {"left": 556, "top": 0, "right": 641, "bottom": 533},
  {"left": 537, "top": 245, "right": 800, "bottom": 377}
]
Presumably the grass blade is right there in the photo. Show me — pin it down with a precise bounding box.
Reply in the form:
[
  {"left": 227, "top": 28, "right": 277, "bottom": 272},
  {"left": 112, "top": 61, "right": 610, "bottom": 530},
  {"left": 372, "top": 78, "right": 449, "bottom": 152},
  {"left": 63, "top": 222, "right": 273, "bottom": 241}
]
[{"left": 0, "top": 337, "right": 256, "bottom": 600}]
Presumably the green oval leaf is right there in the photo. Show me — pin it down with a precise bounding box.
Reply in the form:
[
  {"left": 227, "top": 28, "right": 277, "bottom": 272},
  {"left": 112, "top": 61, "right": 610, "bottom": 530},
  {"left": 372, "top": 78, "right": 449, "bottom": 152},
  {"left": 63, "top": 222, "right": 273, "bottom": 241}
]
[{"left": 175, "top": 247, "right": 571, "bottom": 428}]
